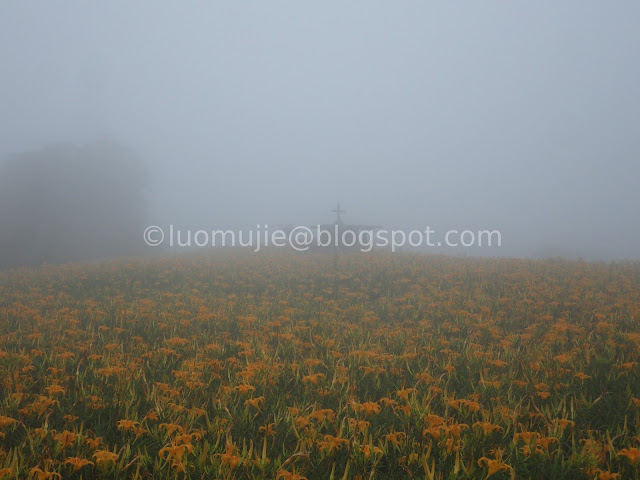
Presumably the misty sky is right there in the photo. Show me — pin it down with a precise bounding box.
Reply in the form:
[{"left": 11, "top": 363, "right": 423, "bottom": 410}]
[{"left": 1, "top": 2, "right": 639, "bottom": 259}]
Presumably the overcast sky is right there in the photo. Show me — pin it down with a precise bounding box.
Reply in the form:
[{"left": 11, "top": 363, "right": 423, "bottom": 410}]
[{"left": 1, "top": 2, "right": 639, "bottom": 259}]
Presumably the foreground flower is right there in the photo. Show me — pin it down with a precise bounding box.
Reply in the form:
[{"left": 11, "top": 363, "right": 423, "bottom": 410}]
[
  {"left": 277, "top": 469, "right": 308, "bottom": 480},
  {"left": 357, "top": 401, "right": 381, "bottom": 416},
  {"left": 159, "top": 443, "right": 194, "bottom": 472},
  {"left": 617, "top": 447, "right": 640, "bottom": 465},
  {"left": 92, "top": 450, "right": 119, "bottom": 468},
  {"left": 0, "top": 468, "right": 14, "bottom": 479},
  {"left": 477, "top": 457, "right": 514, "bottom": 478},
  {"left": 53, "top": 430, "right": 77, "bottom": 449},
  {"left": 0, "top": 416, "right": 18, "bottom": 428},
  {"left": 64, "top": 457, "right": 94, "bottom": 472},
  {"left": 28, "top": 466, "right": 61, "bottom": 480}
]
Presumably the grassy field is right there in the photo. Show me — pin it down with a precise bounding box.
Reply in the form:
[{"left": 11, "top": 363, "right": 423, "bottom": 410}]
[{"left": 0, "top": 252, "right": 639, "bottom": 479}]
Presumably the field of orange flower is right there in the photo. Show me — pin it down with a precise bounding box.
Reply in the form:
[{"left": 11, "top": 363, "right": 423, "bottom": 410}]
[{"left": 1, "top": 252, "right": 640, "bottom": 479}]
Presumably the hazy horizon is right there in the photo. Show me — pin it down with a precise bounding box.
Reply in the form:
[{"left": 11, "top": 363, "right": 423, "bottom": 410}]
[{"left": 2, "top": 2, "right": 639, "bottom": 262}]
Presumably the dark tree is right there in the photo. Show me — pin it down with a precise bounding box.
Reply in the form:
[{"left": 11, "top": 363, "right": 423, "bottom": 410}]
[{"left": 0, "top": 139, "right": 148, "bottom": 269}]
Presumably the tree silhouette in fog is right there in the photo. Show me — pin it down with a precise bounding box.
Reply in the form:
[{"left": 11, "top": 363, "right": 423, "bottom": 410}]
[{"left": 0, "top": 139, "right": 148, "bottom": 268}]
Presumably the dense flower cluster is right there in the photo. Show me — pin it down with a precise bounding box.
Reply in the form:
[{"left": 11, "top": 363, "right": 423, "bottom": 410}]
[{"left": 0, "top": 252, "right": 639, "bottom": 479}]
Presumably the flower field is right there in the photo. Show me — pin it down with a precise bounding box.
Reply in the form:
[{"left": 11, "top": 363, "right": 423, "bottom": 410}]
[{"left": 1, "top": 252, "right": 639, "bottom": 479}]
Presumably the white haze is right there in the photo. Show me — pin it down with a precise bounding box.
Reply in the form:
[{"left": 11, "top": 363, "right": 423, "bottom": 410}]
[{"left": 1, "top": 2, "right": 639, "bottom": 260}]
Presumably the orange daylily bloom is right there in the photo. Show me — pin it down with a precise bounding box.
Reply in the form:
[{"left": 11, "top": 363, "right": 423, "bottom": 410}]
[
  {"left": 618, "top": 447, "right": 640, "bottom": 465},
  {"left": 477, "top": 457, "right": 514, "bottom": 477},
  {"left": 92, "top": 450, "right": 119, "bottom": 468},
  {"left": 63, "top": 457, "right": 94, "bottom": 471}
]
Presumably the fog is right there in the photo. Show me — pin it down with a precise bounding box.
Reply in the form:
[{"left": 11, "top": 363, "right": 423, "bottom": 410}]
[{"left": 1, "top": 2, "right": 639, "bottom": 265}]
